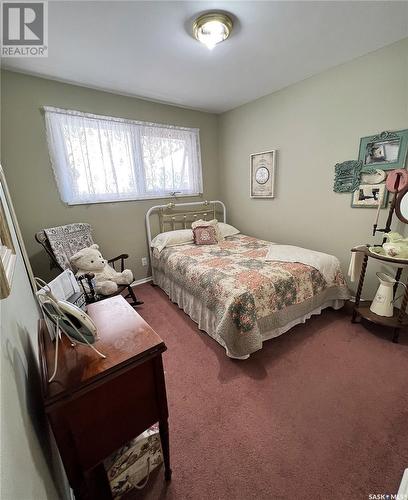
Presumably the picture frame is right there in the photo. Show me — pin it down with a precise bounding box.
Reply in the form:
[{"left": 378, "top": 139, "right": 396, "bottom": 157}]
[
  {"left": 333, "top": 160, "right": 363, "bottom": 193},
  {"left": 0, "top": 165, "right": 36, "bottom": 298},
  {"left": 358, "top": 129, "right": 408, "bottom": 171},
  {"left": 250, "top": 150, "right": 276, "bottom": 198},
  {"left": 351, "top": 183, "right": 389, "bottom": 209},
  {"left": 0, "top": 168, "right": 16, "bottom": 299}
]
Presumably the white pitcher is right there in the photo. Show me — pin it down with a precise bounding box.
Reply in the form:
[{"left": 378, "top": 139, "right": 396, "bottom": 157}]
[{"left": 370, "top": 272, "right": 406, "bottom": 317}]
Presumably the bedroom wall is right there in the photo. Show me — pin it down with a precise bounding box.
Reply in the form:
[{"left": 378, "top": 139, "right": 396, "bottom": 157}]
[
  {"left": 2, "top": 39, "right": 407, "bottom": 294},
  {"left": 219, "top": 38, "right": 408, "bottom": 295},
  {"left": 0, "top": 169, "right": 69, "bottom": 500},
  {"left": 1, "top": 70, "right": 219, "bottom": 281}
]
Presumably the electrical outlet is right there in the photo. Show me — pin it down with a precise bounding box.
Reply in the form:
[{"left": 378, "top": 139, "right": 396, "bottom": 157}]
[{"left": 141, "top": 257, "right": 148, "bottom": 266}]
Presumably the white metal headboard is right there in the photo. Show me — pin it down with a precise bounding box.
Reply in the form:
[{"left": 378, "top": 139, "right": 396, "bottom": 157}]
[{"left": 145, "top": 200, "right": 226, "bottom": 259}]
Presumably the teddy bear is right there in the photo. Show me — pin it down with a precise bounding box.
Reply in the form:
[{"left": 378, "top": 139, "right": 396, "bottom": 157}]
[{"left": 70, "top": 244, "right": 133, "bottom": 296}]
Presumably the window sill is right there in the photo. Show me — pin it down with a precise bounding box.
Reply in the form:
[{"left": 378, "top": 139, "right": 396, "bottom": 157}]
[{"left": 65, "top": 193, "right": 203, "bottom": 206}]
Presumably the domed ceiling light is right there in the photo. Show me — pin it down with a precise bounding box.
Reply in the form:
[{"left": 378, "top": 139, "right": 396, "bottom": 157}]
[{"left": 193, "top": 12, "right": 233, "bottom": 50}]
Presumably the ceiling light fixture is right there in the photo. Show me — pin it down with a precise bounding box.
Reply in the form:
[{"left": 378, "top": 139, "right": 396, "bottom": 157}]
[{"left": 193, "top": 12, "right": 233, "bottom": 50}]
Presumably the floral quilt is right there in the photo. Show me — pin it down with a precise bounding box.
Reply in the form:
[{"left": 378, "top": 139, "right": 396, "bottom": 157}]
[{"left": 152, "top": 234, "right": 349, "bottom": 357}]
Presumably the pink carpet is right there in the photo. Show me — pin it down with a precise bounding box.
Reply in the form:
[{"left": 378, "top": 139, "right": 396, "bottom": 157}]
[{"left": 130, "top": 283, "right": 408, "bottom": 500}]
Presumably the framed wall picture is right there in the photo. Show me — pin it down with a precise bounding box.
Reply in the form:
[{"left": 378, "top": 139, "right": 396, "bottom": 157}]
[
  {"left": 358, "top": 129, "right": 408, "bottom": 171},
  {"left": 0, "top": 165, "right": 36, "bottom": 299},
  {"left": 0, "top": 171, "right": 16, "bottom": 299},
  {"left": 351, "top": 183, "right": 389, "bottom": 209},
  {"left": 333, "top": 160, "right": 363, "bottom": 193},
  {"left": 250, "top": 150, "right": 276, "bottom": 198}
]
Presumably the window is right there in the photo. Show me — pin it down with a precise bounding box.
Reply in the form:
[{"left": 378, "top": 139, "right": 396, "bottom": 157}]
[{"left": 44, "top": 107, "right": 203, "bottom": 205}]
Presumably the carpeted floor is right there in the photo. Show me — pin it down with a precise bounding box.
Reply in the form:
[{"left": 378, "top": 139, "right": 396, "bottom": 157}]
[{"left": 129, "top": 283, "right": 408, "bottom": 500}]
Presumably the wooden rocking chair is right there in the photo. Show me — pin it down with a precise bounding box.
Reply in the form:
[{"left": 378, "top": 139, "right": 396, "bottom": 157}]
[{"left": 35, "top": 223, "right": 143, "bottom": 307}]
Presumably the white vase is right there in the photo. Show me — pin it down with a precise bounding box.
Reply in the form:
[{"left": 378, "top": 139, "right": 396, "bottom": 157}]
[{"left": 370, "top": 272, "right": 404, "bottom": 317}]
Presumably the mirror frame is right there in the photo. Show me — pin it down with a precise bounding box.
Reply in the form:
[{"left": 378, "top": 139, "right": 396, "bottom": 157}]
[{"left": 395, "top": 186, "right": 408, "bottom": 224}]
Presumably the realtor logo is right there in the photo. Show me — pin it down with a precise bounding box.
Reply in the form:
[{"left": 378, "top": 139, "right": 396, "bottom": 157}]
[{"left": 1, "top": 1, "right": 48, "bottom": 57}]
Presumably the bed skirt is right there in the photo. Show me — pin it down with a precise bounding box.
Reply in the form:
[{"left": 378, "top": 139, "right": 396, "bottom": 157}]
[{"left": 152, "top": 268, "right": 345, "bottom": 359}]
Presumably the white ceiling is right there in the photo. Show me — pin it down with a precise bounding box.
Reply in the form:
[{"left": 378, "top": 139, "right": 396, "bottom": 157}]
[{"left": 3, "top": 1, "right": 408, "bottom": 113}]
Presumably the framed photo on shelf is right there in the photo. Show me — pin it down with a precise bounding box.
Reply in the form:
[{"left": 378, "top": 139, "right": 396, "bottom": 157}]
[
  {"left": 351, "top": 183, "right": 389, "bottom": 209},
  {"left": 358, "top": 129, "right": 408, "bottom": 171},
  {"left": 250, "top": 150, "right": 276, "bottom": 198}
]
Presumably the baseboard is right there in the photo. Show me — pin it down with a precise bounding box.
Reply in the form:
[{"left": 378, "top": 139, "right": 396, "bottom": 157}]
[{"left": 131, "top": 276, "right": 153, "bottom": 286}]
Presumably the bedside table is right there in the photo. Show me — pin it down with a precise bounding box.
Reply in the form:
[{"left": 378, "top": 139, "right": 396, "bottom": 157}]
[{"left": 351, "top": 246, "right": 408, "bottom": 343}]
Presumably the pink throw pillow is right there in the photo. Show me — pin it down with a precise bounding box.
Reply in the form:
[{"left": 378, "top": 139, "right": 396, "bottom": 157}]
[{"left": 193, "top": 226, "right": 218, "bottom": 245}]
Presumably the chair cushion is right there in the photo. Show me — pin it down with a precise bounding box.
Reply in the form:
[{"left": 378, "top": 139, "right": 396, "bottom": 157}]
[{"left": 44, "top": 223, "right": 94, "bottom": 270}]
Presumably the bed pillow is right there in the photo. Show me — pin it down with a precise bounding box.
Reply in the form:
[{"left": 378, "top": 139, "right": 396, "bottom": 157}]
[
  {"left": 151, "top": 229, "right": 193, "bottom": 253},
  {"left": 193, "top": 226, "right": 218, "bottom": 245},
  {"left": 191, "top": 218, "right": 218, "bottom": 229},
  {"left": 191, "top": 219, "right": 222, "bottom": 241},
  {"left": 218, "top": 222, "right": 240, "bottom": 238}
]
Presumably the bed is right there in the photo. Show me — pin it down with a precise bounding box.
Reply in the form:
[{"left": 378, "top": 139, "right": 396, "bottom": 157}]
[{"left": 146, "top": 201, "right": 350, "bottom": 359}]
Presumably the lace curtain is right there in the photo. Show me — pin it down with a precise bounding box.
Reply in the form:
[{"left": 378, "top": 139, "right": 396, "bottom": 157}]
[{"left": 44, "top": 107, "right": 203, "bottom": 205}]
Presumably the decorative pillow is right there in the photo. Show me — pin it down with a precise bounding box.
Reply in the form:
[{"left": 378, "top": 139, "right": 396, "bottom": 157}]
[
  {"left": 193, "top": 226, "right": 218, "bottom": 245},
  {"left": 151, "top": 229, "right": 193, "bottom": 253},
  {"left": 191, "top": 219, "right": 222, "bottom": 241},
  {"left": 218, "top": 222, "right": 240, "bottom": 238}
]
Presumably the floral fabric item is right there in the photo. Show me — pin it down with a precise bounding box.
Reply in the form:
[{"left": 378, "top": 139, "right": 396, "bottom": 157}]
[
  {"left": 193, "top": 225, "right": 218, "bottom": 245},
  {"left": 191, "top": 219, "right": 223, "bottom": 241},
  {"left": 104, "top": 423, "right": 163, "bottom": 498},
  {"left": 152, "top": 234, "right": 350, "bottom": 357},
  {"left": 44, "top": 223, "right": 94, "bottom": 270}
]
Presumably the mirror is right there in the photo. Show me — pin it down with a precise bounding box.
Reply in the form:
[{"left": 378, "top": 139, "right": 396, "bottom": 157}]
[{"left": 395, "top": 186, "right": 408, "bottom": 224}]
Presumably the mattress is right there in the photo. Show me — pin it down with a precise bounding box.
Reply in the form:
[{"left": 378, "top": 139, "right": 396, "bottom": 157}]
[{"left": 152, "top": 234, "right": 350, "bottom": 358}]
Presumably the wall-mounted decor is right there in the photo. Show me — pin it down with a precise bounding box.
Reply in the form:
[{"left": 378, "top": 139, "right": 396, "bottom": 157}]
[
  {"left": 333, "top": 160, "right": 363, "bottom": 192},
  {"left": 358, "top": 129, "right": 408, "bottom": 171},
  {"left": 250, "top": 150, "right": 276, "bottom": 198},
  {"left": 361, "top": 168, "right": 387, "bottom": 185},
  {"left": 351, "top": 183, "right": 388, "bottom": 209},
  {"left": 0, "top": 165, "right": 35, "bottom": 295},
  {"left": 386, "top": 169, "right": 408, "bottom": 194},
  {"left": 0, "top": 169, "right": 16, "bottom": 299}
]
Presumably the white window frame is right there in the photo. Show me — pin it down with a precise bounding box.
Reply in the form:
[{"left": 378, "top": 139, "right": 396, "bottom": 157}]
[{"left": 43, "top": 106, "right": 203, "bottom": 205}]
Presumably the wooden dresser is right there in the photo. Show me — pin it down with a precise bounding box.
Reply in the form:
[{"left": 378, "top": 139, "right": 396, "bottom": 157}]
[{"left": 38, "top": 296, "right": 171, "bottom": 500}]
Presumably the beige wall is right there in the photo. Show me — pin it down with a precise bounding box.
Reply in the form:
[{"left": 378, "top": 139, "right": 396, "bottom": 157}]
[
  {"left": 219, "top": 38, "right": 408, "bottom": 294},
  {"left": 0, "top": 168, "right": 69, "bottom": 500},
  {"left": 2, "top": 39, "right": 408, "bottom": 294},
  {"left": 1, "top": 70, "right": 219, "bottom": 281}
]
